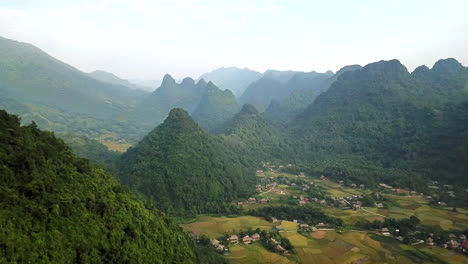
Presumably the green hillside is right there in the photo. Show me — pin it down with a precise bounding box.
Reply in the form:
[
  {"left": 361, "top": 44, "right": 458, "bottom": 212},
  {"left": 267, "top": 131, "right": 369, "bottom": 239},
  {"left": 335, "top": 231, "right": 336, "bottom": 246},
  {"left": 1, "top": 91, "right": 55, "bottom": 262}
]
[
  {"left": 0, "top": 110, "right": 197, "bottom": 264},
  {"left": 265, "top": 66, "right": 361, "bottom": 124},
  {"left": 0, "top": 36, "right": 142, "bottom": 118},
  {"left": 117, "top": 108, "right": 255, "bottom": 216},
  {"left": 291, "top": 59, "right": 468, "bottom": 188},
  {"left": 192, "top": 82, "right": 240, "bottom": 131},
  {"left": 134, "top": 75, "right": 208, "bottom": 126},
  {"left": 216, "top": 104, "right": 292, "bottom": 165}
]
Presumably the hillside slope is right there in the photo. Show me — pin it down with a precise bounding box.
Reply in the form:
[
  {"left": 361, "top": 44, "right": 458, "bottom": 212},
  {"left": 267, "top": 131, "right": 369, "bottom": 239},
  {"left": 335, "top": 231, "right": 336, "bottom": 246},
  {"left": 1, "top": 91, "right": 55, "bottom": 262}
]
[
  {"left": 0, "top": 110, "right": 196, "bottom": 264},
  {"left": 192, "top": 82, "right": 240, "bottom": 131},
  {"left": 292, "top": 59, "right": 468, "bottom": 188},
  {"left": 118, "top": 108, "right": 255, "bottom": 215}
]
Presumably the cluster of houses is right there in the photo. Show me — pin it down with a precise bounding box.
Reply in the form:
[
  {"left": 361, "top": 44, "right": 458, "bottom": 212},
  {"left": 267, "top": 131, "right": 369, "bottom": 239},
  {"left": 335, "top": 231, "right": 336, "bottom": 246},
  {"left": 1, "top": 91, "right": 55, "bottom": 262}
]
[
  {"left": 275, "top": 218, "right": 328, "bottom": 232},
  {"left": 329, "top": 195, "right": 363, "bottom": 210},
  {"left": 269, "top": 238, "right": 287, "bottom": 252},
  {"left": 260, "top": 164, "right": 293, "bottom": 174},
  {"left": 210, "top": 233, "right": 264, "bottom": 253},
  {"left": 375, "top": 227, "right": 468, "bottom": 255},
  {"left": 237, "top": 197, "right": 269, "bottom": 206},
  {"left": 227, "top": 233, "right": 261, "bottom": 245},
  {"left": 210, "top": 239, "right": 229, "bottom": 254},
  {"left": 338, "top": 181, "right": 365, "bottom": 189}
]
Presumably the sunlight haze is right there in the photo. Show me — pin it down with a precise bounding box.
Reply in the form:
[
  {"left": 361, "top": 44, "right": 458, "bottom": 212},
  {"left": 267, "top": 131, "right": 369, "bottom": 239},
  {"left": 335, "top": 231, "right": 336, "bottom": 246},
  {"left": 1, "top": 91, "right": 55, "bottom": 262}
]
[{"left": 0, "top": 0, "right": 467, "bottom": 79}]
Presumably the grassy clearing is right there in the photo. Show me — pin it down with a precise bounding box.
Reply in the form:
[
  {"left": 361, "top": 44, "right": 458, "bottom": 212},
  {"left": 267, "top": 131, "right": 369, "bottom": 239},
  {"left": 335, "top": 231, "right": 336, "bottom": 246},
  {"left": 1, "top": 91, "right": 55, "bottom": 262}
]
[
  {"left": 182, "top": 216, "right": 273, "bottom": 238},
  {"left": 226, "top": 244, "right": 295, "bottom": 264}
]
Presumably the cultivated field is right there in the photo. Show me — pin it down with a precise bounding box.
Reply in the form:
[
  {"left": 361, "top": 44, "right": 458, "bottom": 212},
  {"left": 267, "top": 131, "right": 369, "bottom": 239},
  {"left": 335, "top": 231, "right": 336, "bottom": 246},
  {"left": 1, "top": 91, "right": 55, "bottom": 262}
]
[{"left": 182, "top": 215, "right": 273, "bottom": 238}]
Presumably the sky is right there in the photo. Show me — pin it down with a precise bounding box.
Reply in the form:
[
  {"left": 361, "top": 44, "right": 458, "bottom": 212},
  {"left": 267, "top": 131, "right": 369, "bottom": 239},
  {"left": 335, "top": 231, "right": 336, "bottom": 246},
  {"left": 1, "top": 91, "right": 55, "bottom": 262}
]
[{"left": 0, "top": 0, "right": 467, "bottom": 80}]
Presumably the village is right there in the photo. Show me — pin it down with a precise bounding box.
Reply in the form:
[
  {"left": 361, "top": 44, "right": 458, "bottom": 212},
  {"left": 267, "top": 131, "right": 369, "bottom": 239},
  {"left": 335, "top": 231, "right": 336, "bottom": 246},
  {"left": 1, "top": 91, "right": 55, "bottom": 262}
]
[{"left": 224, "top": 163, "right": 468, "bottom": 257}]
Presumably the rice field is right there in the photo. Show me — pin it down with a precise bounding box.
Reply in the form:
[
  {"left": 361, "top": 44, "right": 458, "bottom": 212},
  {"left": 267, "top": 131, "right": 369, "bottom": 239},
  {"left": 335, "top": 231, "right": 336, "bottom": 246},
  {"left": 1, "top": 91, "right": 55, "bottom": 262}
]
[
  {"left": 182, "top": 171, "right": 468, "bottom": 263},
  {"left": 226, "top": 244, "right": 295, "bottom": 264},
  {"left": 182, "top": 214, "right": 468, "bottom": 264},
  {"left": 182, "top": 216, "right": 273, "bottom": 238}
]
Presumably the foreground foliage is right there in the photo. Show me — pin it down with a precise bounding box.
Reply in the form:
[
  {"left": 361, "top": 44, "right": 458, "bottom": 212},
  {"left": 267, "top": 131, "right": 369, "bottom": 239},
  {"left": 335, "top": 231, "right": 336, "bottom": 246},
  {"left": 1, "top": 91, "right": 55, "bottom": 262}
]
[{"left": 0, "top": 110, "right": 197, "bottom": 263}]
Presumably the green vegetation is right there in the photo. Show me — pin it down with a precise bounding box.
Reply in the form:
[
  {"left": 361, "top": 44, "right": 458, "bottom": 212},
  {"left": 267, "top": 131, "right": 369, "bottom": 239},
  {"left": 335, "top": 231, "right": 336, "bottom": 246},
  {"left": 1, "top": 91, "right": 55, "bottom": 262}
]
[
  {"left": 117, "top": 108, "right": 255, "bottom": 216},
  {"left": 247, "top": 205, "right": 343, "bottom": 226},
  {"left": 62, "top": 133, "right": 120, "bottom": 170},
  {"left": 192, "top": 82, "right": 240, "bottom": 131},
  {"left": 0, "top": 37, "right": 142, "bottom": 119},
  {"left": 265, "top": 65, "right": 361, "bottom": 124},
  {"left": 290, "top": 59, "right": 468, "bottom": 190},
  {"left": 217, "top": 104, "right": 292, "bottom": 165},
  {"left": 134, "top": 75, "right": 208, "bottom": 126},
  {"left": 0, "top": 110, "right": 197, "bottom": 263},
  {"left": 182, "top": 216, "right": 273, "bottom": 238}
]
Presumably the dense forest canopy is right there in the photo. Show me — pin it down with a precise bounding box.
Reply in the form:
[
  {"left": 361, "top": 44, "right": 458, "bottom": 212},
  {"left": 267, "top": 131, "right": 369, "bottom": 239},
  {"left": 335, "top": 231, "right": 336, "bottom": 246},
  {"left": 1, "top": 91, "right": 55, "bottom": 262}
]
[
  {"left": 0, "top": 110, "right": 198, "bottom": 263},
  {"left": 117, "top": 108, "right": 256, "bottom": 216},
  {"left": 290, "top": 59, "right": 468, "bottom": 188}
]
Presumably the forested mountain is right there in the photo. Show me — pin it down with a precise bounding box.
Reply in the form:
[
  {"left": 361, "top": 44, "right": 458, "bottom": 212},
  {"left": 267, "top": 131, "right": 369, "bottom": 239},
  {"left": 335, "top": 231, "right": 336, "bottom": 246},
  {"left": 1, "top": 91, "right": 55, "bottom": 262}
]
[
  {"left": 239, "top": 70, "right": 333, "bottom": 112},
  {"left": 290, "top": 58, "right": 468, "bottom": 188},
  {"left": 134, "top": 75, "right": 208, "bottom": 126},
  {"left": 88, "top": 70, "right": 148, "bottom": 92},
  {"left": 239, "top": 70, "right": 299, "bottom": 111},
  {"left": 62, "top": 134, "right": 120, "bottom": 170},
  {"left": 192, "top": 82, "right": 240, "bottom": 131},
  {"left": 198, "top": 67, "right": 262, "bottom": 97},
  {"left": 0, "top": 36, "right": 149, "bottom": 144},
  {"left": 117, "top": 108, "right": 255, "bottom": 216},
  {"left": 216, "top": 104, "right": 291, "bottom": 165},
  {"left": 0, "top": 36, "right": 142, "bottom": 118},
  {"left": 0, "top": 110, "right": 198, "bottom": 263},
  {"left": 265, "top": 66, "right": 361, "bottom": 124}
]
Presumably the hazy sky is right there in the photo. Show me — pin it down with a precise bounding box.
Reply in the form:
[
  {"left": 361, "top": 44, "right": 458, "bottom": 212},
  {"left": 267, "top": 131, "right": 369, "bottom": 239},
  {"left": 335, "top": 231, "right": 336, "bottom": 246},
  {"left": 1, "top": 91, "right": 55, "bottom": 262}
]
[{"left": 0, "top": 0, "right": 467, "bottom": 80}]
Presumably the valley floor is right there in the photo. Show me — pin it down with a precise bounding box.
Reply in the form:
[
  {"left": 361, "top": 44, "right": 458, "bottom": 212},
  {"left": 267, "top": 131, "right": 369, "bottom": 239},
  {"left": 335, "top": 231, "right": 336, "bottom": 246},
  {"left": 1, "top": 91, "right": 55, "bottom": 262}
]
[{"left": 182, "top": 170, "right": 468, "bottom": 264}]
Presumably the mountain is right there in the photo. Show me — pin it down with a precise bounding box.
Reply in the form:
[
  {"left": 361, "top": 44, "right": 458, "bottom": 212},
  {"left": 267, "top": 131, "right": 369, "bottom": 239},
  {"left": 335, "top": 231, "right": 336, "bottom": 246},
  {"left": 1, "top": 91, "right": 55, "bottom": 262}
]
[
  {"left": 192, "top": 82, "right": 240, "bottom": 131},
  {"left": 117, "top": 108, "right": 255, "bottom": 215},
  {"left": 239, "top": 70, "right": 333, "bottom": 112},
  {"left": 291, "top": 59, "right": 468, "bottom": 188},
  {"left": 134, "top": 75, "right": 208, "bottom": 126},
  {"left": 88, "top": 70, "right": 148, "bottom": 92},
  {"left": 0, "top": 36, "right": 142, "bottom": 118},
  {"left": 216, "top": 104, "right": 291, "bottom": 165},
  {"left": 265, "top": 65, "right": 361, "bottom": 124},
  {"left": 62, "top": 134, "right": 120, "bottom": 170},
  {"left": 128, "top": 79, "right": 162, "bottom": 92},
  {"left": 198, "top": 67, "right": 262, "bottom": 97},
  {"left": 0, "top": 109, "right": 197, "bottom": 263},
  {"left": 0, "top": 36, "right": 150, "bottom": 145},
  {"left": 239, "top": 70, "right": 298, "bottom": 111}
]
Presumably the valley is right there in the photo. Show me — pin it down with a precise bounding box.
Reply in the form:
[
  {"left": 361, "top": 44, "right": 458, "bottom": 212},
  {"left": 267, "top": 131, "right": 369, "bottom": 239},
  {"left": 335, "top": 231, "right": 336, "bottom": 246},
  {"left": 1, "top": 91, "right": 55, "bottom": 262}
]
[
  {"left": 1, "top": 28, "right": 467, "bottom": 263},
  {"left": 183, "top": 169, "right": 468, "bottom": 263}
]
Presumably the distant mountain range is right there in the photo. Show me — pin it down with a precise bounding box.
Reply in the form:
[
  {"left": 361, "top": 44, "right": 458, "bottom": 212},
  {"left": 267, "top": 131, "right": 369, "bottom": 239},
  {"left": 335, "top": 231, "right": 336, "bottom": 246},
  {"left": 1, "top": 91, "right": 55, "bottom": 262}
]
[
  {"left": 128, "top": 79, "right": 162, "bottom": 91},
  {"left": 198, "top": 67, "right": 262, "bottom": 97},
  {"left": 192, "top": 81, "right": 240, "bottom": 131},
  {"left": 1, "top": 35, "right": 468, "bottom": 263},
  {"left": 88, "top": 70, "right": 150, "bottom": 92},
  {"left": 1, "top": 35, "right": 466, "bottom": 192},
  {"left": 239, "top": 70, "right": 333, "bottom": 112}
]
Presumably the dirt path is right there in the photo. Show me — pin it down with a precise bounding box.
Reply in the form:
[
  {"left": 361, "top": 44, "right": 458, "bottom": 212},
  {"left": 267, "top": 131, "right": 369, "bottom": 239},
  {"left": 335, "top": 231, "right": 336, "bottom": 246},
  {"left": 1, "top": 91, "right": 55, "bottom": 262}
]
[
  {"left": 360, "top": 208, "right": 387, "bottom": 218},
  {"left": 260, "top": 187, "right": 275, "bottom": 195}
]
